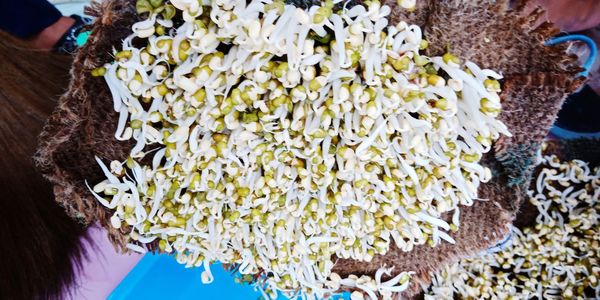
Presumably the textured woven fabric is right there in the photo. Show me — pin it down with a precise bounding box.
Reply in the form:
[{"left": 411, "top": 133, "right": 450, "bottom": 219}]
[{"left": 34, "top": 0, "right": 584, "bottom": 297}]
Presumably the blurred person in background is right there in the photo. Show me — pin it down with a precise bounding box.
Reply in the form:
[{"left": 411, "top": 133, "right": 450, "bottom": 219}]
[{"left": 0, "top": 0, "right": 90, "bottom": 53}]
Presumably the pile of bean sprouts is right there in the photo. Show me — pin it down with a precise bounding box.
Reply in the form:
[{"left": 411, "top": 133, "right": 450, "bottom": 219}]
[
  {"left": 425, "top": 153, "right": 600, "bottom": 299},
  {"left": 88, "top": 0, "right": 509, "bottom": 298}
]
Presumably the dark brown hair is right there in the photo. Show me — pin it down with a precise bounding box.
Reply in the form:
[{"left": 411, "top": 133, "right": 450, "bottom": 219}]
[{"left": 0, "top": 31, "right": 86, "bottom": 300}]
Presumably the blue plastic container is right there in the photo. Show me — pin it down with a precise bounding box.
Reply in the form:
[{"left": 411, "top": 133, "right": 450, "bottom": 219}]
[
  {"left": 109, "top": 254, "right": 264, "bottom": 300},
  {"left": 110, "top": 253, "right": 350, "bottom": 300},
  {"left": 546, "top": 34, "right": 600, "bottom": 139}
]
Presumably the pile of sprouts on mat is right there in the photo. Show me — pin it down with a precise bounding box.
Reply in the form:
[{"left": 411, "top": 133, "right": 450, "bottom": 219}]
[
  {"left": 425, "top": 152, "right": 600, "bottom": 299},
  {"left": 89, "top": 0, "right": 509, "bottom": 298}
]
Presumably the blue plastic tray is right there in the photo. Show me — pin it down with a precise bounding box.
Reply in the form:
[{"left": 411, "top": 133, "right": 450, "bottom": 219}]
[
  {"left": 109, "top": 253, "right": 264, "bottom": 300},
  {"left": 110, "top": 253, "right": 349, "bottom": 300}
]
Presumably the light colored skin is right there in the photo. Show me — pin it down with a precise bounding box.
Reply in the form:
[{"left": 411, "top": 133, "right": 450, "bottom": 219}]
[
  {"left": 580, "top": 28, "right": 600, "bottom": 94},
  {"left": 536, "top": 0, "right": 600, "bottom": 32},
  {"left": 28, "top": 16, "right": 75, "bottom": 50}
]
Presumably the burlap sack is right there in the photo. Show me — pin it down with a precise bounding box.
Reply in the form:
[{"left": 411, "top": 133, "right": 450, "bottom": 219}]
[{"left": 35, "top": 0, "right": 584, "bottom": 297}]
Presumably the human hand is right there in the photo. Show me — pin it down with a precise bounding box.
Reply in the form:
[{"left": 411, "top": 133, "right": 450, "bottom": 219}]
[{"left": 535, "top": 0, "right": 600, "bottom": 32}]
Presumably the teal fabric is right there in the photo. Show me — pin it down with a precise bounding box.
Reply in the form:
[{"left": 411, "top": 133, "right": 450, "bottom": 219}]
[
  {"left": 76, "top": 31, "right": 90, "bottom": 47},
  {"left": 495, "top": 142, "right": 539, "bottom": 187}
]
